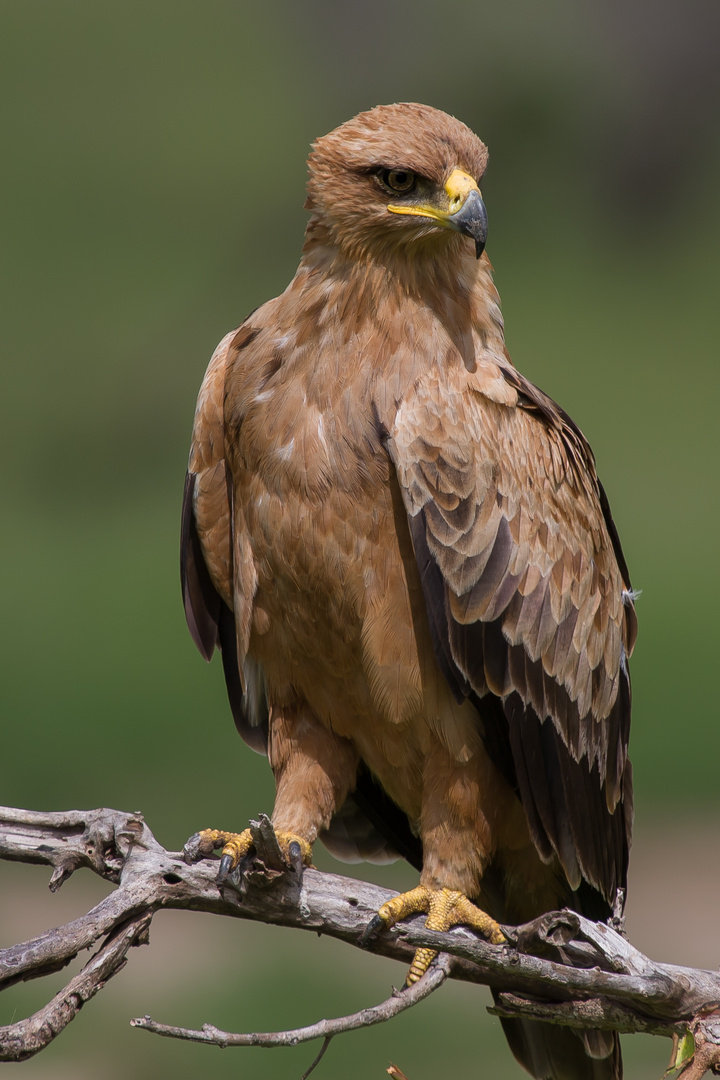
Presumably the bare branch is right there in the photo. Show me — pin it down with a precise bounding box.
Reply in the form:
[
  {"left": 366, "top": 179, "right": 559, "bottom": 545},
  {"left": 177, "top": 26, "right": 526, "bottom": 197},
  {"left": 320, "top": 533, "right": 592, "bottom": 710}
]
[
  {"left": 0, "top": 912, "right": 152, "bottom": 1062},
  {"left": 2, "top": 804, "right": 720, "bottom": 1076},
  {"left": 489, "top": 992, "right": 685, "bottom": 1038},
  {"left": 0, "top": 805, "right": 143, "bottom": 889},
  {"left": 130, "top": 956, "right": 449, "bottom": 1046}
]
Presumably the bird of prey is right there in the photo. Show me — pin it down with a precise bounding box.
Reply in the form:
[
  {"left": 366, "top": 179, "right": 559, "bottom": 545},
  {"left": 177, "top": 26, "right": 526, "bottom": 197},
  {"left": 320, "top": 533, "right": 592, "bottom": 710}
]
[{"left": 181, "top": 103, "right": 636, "bottom": 1080}]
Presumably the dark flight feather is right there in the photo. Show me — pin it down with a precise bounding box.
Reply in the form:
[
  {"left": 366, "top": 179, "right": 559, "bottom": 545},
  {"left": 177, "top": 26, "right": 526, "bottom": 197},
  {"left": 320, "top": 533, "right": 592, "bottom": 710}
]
[{"left": 181, "top": 471, "right": 221, "bottom": 661}]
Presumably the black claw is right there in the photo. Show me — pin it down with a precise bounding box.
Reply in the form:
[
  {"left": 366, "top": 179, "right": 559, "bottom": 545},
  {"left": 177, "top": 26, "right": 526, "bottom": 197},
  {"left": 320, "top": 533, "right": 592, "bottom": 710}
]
[
  {"left": 287, "top": 840, "right": 304, "bottom": 874},
  {"left": 182, "top": 832, "right": 206, "bottom": 865},
  {"left": 360, "top": 914, "right": 386, "bottom": 948},
  {"left": 217, "top": 853, "right": 235, "bottom": 884}
]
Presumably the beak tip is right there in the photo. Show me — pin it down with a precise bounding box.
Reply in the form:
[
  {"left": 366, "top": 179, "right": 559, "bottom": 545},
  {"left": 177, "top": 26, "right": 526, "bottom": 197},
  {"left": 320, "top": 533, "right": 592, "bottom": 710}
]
[{"left": 446, "top": 187, "right": 488, "bottom": 259}]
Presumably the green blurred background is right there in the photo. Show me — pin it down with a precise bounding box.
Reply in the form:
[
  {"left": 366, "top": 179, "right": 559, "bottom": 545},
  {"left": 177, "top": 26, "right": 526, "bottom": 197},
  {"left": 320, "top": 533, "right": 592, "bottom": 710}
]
[{"left": 1, "top": 2, "right": 718, "bottom": 1077}]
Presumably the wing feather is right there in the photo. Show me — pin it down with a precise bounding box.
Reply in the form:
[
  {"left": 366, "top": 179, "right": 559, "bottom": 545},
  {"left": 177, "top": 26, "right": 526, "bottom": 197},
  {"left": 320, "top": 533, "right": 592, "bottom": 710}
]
[
  {"left": 386, "top": 361, "right": 635, "bottom": 904},
  {"left": 180, "top": 325, "right": 269, "bottom": 754}
]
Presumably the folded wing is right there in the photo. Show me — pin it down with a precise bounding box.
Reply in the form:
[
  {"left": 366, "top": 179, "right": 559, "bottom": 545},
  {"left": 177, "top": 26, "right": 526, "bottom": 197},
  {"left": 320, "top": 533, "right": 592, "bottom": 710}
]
[{"left": 387, "top": 361, "right": 636, "bottom": 904}]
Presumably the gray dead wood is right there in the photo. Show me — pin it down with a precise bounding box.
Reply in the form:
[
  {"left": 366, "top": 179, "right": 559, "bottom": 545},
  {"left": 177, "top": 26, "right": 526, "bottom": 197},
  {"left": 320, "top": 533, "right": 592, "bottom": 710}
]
[{"left": 1, "top": 805, "right": 719, "bottom": 1077}]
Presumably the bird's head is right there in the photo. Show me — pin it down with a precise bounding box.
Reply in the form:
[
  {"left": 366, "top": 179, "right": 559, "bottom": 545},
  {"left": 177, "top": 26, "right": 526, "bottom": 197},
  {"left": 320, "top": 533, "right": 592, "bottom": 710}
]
[{"left": 305, "top": 103, "right": 489, "bottom": 268}]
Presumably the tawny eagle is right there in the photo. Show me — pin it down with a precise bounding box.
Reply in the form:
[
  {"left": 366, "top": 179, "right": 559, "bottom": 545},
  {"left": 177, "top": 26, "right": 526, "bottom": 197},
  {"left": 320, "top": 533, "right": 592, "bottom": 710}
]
[{"left": 181, "top": 103, "right": 636, "bottom": 1080}]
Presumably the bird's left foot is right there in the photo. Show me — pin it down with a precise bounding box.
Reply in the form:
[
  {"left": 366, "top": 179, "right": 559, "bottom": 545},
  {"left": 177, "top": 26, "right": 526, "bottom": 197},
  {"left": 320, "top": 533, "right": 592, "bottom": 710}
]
[
  {"left": 364, "top": 885, "right": 505, "bottom": 984},
  {"left": 183, "top": 826, "right": 313, "bottom": 883}
]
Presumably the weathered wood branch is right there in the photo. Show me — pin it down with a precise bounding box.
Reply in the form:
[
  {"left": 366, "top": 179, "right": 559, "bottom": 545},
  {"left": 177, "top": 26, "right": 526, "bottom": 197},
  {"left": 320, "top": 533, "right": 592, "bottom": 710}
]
[
  {"left": 131, "top": 956, "right": 450, "bottom": 1046},
  {"left": 1, "top": 805, "right": 720, "bottom": 1077}
]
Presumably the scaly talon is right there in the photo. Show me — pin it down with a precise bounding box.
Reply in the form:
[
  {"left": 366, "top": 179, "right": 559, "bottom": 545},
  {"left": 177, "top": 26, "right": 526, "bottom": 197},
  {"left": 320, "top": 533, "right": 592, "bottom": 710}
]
[
  {"left": 372, "top": 885, "right": 505, "bottom": 985},
  {"left": 182, "top": 827, "right": 243, "bottom": 864},
  {"left": 182, "top": 826, "right": 313, "bottom": 881}
]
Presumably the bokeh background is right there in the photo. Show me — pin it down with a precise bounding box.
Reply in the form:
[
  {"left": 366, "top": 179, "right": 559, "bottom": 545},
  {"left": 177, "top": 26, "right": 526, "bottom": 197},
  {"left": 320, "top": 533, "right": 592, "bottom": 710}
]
[{"left": 2, "top": 2, "right": 719, "bottom": 1078}]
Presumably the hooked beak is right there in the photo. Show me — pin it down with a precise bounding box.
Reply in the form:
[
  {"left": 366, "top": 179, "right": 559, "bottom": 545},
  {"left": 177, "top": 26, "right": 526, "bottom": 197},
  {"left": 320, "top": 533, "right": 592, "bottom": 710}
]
[
  {"left": 387, "top": 167, "right": 488, "bottom": 259},
  {"left": 446, "top": 186, "right": 488, "bottom": 259}
]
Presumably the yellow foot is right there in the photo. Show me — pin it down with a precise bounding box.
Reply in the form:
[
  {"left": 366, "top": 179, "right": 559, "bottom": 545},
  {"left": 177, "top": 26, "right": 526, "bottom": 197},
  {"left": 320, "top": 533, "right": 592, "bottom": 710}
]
[
  {"left": 183, "top": 826, "right": 313, "bottom": 882},
  {"left": 369, "top": 885, "right": 505, "bottom": 985}
]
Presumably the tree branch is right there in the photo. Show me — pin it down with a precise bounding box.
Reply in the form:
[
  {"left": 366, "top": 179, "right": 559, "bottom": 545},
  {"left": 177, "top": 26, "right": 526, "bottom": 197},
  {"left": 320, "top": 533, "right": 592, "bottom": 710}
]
[
  {"left": 130, "top": 956, "right": 449, "bottom": 1045},
  {"left": 2, "top": 805, "right": 720, "bottom": 1076}
]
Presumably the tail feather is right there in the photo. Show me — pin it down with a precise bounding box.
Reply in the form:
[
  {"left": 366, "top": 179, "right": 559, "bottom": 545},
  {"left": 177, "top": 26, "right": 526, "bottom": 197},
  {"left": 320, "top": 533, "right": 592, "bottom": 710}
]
[
  {"left": 497, "top": 1008, "right": 622, "bottom": 1080},
  {"left": 480, "top": 854, "right": 624, "bottom": 1080}
]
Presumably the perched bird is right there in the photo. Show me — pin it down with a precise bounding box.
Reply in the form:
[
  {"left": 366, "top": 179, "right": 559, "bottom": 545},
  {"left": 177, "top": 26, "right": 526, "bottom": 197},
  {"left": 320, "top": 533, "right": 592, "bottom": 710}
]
[{"left": 181, "top": 103, "right": 636, "bottom": 1080}]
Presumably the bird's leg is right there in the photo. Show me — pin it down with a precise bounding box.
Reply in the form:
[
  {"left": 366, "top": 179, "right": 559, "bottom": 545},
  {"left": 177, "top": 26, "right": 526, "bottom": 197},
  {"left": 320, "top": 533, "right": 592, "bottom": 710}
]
[
  {"left": 365, "top": 743, "right": 507, "bottom": 983},
  {"left": 185, "top": 703, "right": 358, "bottom": 882},
  {"left": 266, "top": 702, "right": 359, "bottom": 856}
]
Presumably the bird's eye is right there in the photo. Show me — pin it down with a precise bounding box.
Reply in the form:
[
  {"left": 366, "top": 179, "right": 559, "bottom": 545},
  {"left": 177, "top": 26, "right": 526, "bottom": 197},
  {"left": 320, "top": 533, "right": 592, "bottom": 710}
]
[{"left": 380, "top": 168, "right": 416, "bottom": 194}]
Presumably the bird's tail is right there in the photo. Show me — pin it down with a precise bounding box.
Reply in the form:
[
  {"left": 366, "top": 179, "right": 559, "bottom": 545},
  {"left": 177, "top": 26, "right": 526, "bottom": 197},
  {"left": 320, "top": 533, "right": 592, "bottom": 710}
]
[
  {"left": 478, "top": 854, "right": 623, "bottom": 1080},
  {"left": 494, "top": 1004, "right": 622, "bottom": 1080}
]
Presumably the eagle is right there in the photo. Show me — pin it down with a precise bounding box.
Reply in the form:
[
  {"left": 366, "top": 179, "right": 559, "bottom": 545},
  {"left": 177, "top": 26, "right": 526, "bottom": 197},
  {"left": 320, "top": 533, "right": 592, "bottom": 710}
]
[{"left": 181, "top": 103, "right": 636, "bottom": 1080}]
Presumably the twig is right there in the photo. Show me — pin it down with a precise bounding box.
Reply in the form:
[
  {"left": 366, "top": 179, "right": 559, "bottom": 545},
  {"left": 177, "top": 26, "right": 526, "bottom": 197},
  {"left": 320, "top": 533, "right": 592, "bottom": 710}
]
[
  {"left": 300, "top": 1035, "right": 332, "bottom": 1080},
  {"left": 130, "top": 957, "right": 450, "bottom": 1046}
]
